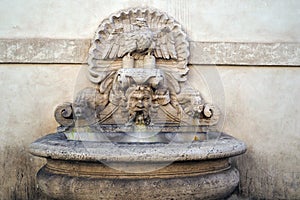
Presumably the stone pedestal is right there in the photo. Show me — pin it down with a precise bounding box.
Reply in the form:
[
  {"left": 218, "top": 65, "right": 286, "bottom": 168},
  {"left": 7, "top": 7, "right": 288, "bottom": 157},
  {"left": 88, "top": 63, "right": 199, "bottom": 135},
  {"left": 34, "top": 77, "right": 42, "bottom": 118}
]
[{"left": 30, "top": 132, "right": 246, "bottom": 200}]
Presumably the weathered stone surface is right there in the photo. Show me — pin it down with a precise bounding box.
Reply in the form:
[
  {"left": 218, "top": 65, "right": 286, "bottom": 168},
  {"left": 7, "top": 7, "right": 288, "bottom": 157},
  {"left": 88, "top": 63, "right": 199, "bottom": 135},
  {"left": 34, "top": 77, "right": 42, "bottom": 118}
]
[
  {"left": 1, "top": 39, "right": 299, "bottom": 65},
  {"left": 29, "top": 132, "right": 246, "bottom": 162},
  {"left": 0, "top": 39, "right": 89, "bottom": 63},
  {"left": 189, "top": 42, "right": 300, "bottom": 66},
  {"left": 37, "top": 164, "right": 239, "bottom": 200},
  {"left": 29, "top": 132, "right": 245, "bottom": 200}
]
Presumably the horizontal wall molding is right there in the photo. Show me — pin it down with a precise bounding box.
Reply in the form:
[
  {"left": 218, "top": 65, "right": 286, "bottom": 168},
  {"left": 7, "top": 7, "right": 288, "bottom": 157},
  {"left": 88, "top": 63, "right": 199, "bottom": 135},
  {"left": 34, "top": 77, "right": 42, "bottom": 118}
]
[
  {"left": 0, "top": 39, "right": 299, "bottom": 66},
  {"left": 189, "top": 42, "right": 300, "bottom": 66},
  {"left": 0, "top": 39, "right": 90, "bottom": 64}
]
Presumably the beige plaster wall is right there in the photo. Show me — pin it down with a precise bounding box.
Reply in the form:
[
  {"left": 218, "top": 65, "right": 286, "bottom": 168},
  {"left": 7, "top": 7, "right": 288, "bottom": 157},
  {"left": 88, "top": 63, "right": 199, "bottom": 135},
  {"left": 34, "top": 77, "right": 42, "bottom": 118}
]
[
  {"left": 190, "top": 65, "right": 300, "bottom": 198},
  {"left": 0, "top": 65, "right": 299, "bottom": 199},
  {"left": 217, "top": 66, "right": 300, "bottom": 199},
  {"left": 0, "top": 0, "right": 299, "bottom": 42},
  {"left": 0, "top": 0, "right": 299, "bottom": 199},
  {"left": 0, "top": 65, "right": 80, "bottom": 199}
]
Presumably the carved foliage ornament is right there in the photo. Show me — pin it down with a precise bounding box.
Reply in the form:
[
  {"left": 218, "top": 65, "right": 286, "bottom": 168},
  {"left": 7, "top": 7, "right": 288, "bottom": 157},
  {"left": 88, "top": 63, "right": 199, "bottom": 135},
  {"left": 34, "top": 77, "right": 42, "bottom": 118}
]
[{"left": 55, "top": 8, "right": 220, "bottom": 132}]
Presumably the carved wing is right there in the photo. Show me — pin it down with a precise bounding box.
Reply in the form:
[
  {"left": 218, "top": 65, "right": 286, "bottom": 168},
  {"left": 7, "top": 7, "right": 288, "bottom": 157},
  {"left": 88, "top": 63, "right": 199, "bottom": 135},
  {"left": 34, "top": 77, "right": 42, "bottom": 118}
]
[
  {"left": 153, "top": 27, "right": 177, "bottom": 60},
  {"left": 89, "top": 8, "right": 189, "bottom": 84},
  {"left": 101, "top": 30, "right": 137, "bottom": 59}
]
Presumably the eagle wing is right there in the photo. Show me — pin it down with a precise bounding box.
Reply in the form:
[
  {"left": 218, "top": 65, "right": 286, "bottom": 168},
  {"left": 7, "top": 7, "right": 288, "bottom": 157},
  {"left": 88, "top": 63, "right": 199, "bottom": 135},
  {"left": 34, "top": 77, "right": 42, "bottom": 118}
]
[
  {"left": 101, "top": 27, "right": 177, "bottom": 60},
  {"left": 101, "top": 30, "right": 137, "bottom": 59},
  {"left": 153, "top": 27, "right": 177, "bottom": 60}
]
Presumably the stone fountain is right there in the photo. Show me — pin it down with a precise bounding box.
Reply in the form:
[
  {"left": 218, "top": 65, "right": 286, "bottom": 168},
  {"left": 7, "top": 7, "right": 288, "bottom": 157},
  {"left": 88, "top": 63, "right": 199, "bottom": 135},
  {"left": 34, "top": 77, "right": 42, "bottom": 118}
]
[{"left": 30, "top": 8, "right": 246, "bottom": 200}]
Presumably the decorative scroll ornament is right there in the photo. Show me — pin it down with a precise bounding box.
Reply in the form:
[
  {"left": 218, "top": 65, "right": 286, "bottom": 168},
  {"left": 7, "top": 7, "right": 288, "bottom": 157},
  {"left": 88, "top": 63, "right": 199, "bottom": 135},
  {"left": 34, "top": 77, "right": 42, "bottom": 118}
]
[{"left": 55, "top": 7, "right": 220, "bottom": 134}]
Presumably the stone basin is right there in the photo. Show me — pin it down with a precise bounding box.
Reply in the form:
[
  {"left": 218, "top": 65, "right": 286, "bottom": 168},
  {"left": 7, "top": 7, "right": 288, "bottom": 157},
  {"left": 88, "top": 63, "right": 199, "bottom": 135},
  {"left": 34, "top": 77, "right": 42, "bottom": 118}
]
[
  {"left": 29, "top": 132, "right": 246, "bottom": 200},
  {"left": 29, "top": 7, "right": 247, "bottom": 200}
]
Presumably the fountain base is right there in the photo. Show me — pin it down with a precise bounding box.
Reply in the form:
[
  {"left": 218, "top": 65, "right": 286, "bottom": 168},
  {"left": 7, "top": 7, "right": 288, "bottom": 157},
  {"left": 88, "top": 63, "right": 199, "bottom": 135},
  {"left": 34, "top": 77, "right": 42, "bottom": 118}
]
[
  {"left": 30, "top": 132, "right": 246, "bottom": 200},
  {"left": 37, "top": 161, "right": 239, "bottom": 199}
]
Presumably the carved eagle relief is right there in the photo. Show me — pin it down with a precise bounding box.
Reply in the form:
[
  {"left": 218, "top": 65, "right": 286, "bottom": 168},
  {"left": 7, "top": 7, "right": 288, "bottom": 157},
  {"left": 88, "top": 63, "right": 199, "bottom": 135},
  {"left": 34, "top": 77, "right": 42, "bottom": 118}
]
[
  {"left": 101, "top": 18, "right": 177, "bottom": 60},
  {"left": 90, "top": 8, "right": 189, "bottom": 62},
  {"left": 89, "top": 8, "right": 190, "bottom": 85}
]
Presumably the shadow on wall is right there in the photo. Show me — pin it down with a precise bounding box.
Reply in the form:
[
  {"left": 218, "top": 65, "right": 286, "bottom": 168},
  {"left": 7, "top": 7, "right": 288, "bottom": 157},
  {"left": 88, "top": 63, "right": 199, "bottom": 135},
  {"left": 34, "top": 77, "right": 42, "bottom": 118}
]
[
  {"left": 232, "top": 150, "right": 299, "bottom": 200},
  {"left": 0, "top": 145, "right": 50, "bottom": 200}
]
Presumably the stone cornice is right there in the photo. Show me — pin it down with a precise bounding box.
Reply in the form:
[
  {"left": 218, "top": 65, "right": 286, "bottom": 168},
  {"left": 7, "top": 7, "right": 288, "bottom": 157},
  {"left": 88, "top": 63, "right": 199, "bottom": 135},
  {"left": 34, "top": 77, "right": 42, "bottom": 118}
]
[{"left": 0, "top": 39, "right": 299, "bottom": 66}]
